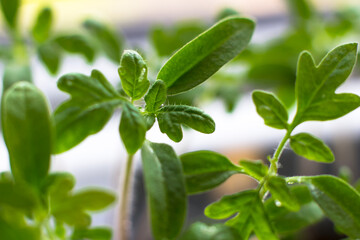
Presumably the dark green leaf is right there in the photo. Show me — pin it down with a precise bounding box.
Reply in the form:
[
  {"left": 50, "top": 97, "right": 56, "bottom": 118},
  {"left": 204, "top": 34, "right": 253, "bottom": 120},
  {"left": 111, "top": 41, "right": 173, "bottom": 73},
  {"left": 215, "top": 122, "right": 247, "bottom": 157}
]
[
  {"left": 205, "top": 190, "right": 257, "bottom": 219},
  {"left": 0, "top": 0, "right": 19, "bottom": 29},
  {"left": 294, "top": 43, "right": 359, "bottom": 124},
  {"left": 141, "top": 141, "right": 187, "bottom": 240},
  {"left": 83, "top": 19, "right": 122, "bottom": 63},
  {"left": 290, "top": 133, "right": 334, "bottom": 163},
  {"left": 266, "top": 176, "right": 300, "bottom": 211},
  {"left": 54, "top": 70, "right": 123, "bottom": 153},
  {"left": 56, "top": 34, "right": 95, "bottom": 62},
  {"left": 252, "top": 90, "right": 289, "bottom": 129},
  {"left": 180, "top": 222, "right": 241, "bottom": 240},
  {"left": 180, "top": 151, "right": 243, "bottom": 194},
  {"left": 119, "top": 102, "right": 146, "bottom": 154},
  {"left": 2, "top": 82, "right": 51, "bottom": 187},
  {"left": 157, "top": 17, "right": 255, "bottom": 95},
  {"left": 118, "top": 50, "right": 149, "bottom": 100},
  {"left": 72, "top": 227, "right": 112, "bottom": 240},
  {"left": 239, "top": 160, "right": 268, "bottom": 181},
  {"left": 143, "top": 113, "right": 155, "bottom": 130},
  {"left": 0, "top": 216, "right": 40, "bottom": 240},
  {"left": 32, "top": 7, "right": 52, "bottom": 43},
  {"left": 37, "top": 41, "right": 62, "bottom": 75},
  {"left": 0, "top": 181, "right": 38, "bottom": 209},
  {"left": 3, "top": 63, "right": 32, "bottom": 92},
  {"left": 157, "top": 105, "right": 215, "bottom": 142},
  {"left": 144, "top": 80, "right": 167, "bottom": 113},
  {"left": 301, "top": 175, "right": 360, "bottom": 238}
]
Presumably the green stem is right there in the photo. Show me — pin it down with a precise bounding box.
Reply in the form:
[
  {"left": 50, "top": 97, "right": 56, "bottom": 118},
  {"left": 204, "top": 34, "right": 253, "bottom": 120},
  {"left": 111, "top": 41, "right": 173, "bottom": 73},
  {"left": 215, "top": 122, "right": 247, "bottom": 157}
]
[{"left": 119, "top": 154, "right": 134, "bottom": 240}]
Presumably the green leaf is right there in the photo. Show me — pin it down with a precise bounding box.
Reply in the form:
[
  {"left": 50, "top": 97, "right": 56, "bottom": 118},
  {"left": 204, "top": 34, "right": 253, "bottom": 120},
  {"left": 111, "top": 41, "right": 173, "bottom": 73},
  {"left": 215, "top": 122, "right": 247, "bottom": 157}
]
[
  {"left": 0, "top": 0, "right": 19, "bottom": 29},
  {"left": 252, "top": 90, "right": 289, "bottom": 129},
  {"left": 0, "top": 181, "right": 38, "bottom": 210},
  {"left": 266, "top": 185, "right": 324, "bottom": 234},
  {"left": 72, "top": 227, "right": 112, "bottom": 240},
  {"left": 83, "top": 19, "right": 122, "bottom": 63},
  {"left": 119, "top": 102, "right": 146, "bottom": 154},
  {"left": 180, "top": 222, "right": 241, "bottom": 240},
  {"left": 290, "top": 133, "right": 334, "bottom": 163},
  {"left": 144, "top": 80, "right": 167, "bottom": 113},
  {"left": 141, "top": 141, "right": 187, "bottom": 240},
  {"left": 3, "top": 63, "right": 32, "bottom": 92},
  {"left": 0, "top": 216, "right": 40, "bottom": 240},
  {"left": 54, "top": 70, "right": 123, "bottom": 153},
  {"left": 54, "top": 210, "right": 91, "bottom": 228},
  {"left": 143, "top": 113, "right": 155, "bottom": 130},
  {"left": 32, "top": 7, "right": 52, "bottom": 43},
  {"left": 266, "top": 176, "right": 300, "bottom": 211},
  {"left": 157, "top": 17, "right": 255, "bottom": 95},
  {"left": 205, "top": 190, "right": 257, "bottom": 219},
  {"left": 226, "top": 212, "right": 253, "bottom": 240},
  {"left": 294, "top": 43, "right": 359, "bottom": 124},
  {"left": 239, "top": 160, "right": 268, "bottom": 181},
  {"left": 37, "top": 41, "right": 62, "bottom": 75},
  {"left": 301, "top": 175, "right": 360, "bottom": 238},
  {"left": 157, "top": 105, "right": 215, "bottom": 142},
  {"left": 118, "top": 50, "right": 149, "bottom": 100},
  {"left": 42, "top": 172, "right": 75, "bottom": 203},
  {"left": 56, "top": 34, "right": 95, "bottom": 62},
  {"left": 286, "top": 0, "right": 314, "bottom": 27},
  {"left": 180, "top": 151, "right": 243, "bottom": 194},
  {"left": 2, "top": 82, "right": 51, "bottom": 187}
]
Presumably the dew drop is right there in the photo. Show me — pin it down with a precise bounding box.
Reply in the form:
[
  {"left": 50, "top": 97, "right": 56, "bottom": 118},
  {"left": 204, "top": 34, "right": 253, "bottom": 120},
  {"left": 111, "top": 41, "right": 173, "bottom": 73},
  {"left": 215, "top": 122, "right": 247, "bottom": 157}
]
[{"left": 275, "top": 200, "right": 282, "bottom": 207}]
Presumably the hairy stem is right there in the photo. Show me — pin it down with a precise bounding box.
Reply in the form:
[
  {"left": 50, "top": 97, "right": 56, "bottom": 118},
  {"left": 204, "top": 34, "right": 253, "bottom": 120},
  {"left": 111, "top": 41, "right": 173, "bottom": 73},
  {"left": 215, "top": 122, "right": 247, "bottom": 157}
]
[{"left": 119, "top": 154, "right": 134, "bottom": 240}]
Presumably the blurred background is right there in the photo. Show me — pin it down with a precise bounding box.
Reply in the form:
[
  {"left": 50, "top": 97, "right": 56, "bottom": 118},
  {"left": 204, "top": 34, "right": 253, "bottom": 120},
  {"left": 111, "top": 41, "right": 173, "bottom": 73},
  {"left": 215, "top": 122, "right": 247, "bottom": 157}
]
[{"left": 1, "top": 0, "right": 360, "bottom": 239}]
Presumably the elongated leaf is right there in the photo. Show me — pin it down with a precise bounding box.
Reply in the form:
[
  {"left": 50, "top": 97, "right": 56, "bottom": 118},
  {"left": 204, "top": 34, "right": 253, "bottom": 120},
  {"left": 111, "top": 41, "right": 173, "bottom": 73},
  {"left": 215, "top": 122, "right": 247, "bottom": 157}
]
[
  {"left": 252, "top": 90, "right": 288, "bottom": 129},
  {"left": 72, "top": 227, "right": 112, "bottom": 240},
  {"left": 157, "top": 17, "right": 254, "bottom": 95},
  {"left": 144, "top": 80, "right": 167, "bottom": 113},
  {"left": 290, "top": 133, "right": 334, "bottom": 163},
  {"left": 141, "top": 141, "right": 186, "bottom": 240},
  {"left": 56, "top": 34, "right": 95, "bottom": 62},
  {"left": 180, "top": 222, "right": 241, "bottom": 240},
  {"left": 119, "top": 102, "right": 146, "bottom": 154},
  {"left": 0, "top": 0, "right": 19, "bottom": 29},
  {"left": 294, "top": 43, "right": 359, "bottom": 124},
  {"left": 54, "top": 210, "right": 91, "bottom": 227},
  {"left": 239, "top": 160, "right": 268, "bottom": 181},
  {"left": 180, "top": 151, "right": 243, "bottom": 194},
  {"left": 38, "top": 41, "right": 62, "bottom": 75},
  {"left": 118, "top": 50, "right": 149, "bottom": 100},
  {"left": 226, "top": 212, "right": 253, "bottom": 240},
  {"left": 54, "top": 70, "right": 123, "bottom": 153},
  {"left": 32, "top": 7, "right": 52, "bottom": 43},
  {"left": 205, "top": 190, "right": 257, "bottom": 219},
  {"left": 157, "top": 105, "right": 215, "bottom": 142},
  {"left": 2, "top": 82, "right": 51, "bottom": 187},
  {"left": 3, "top": 63, "right": 32, "bottom": 92},
  {"left": 302, "top": 175, "right": 360, "bottom": 238},
  {"left": 83, "top": 19, "right": 122, "bottom": 63},
  {"left": 266, "top": 176, "right": 300, "bottom": 211}
]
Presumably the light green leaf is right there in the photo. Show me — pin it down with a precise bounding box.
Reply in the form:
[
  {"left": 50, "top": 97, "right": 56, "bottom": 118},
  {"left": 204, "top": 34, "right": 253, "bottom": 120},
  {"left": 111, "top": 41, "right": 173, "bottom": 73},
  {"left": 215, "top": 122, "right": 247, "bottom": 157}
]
[
  {"left": 294, "top": 43, "right": 359, "bottom": 124},
  {"left": 37, "top": 41, "right": 62, "bottom": 75},
  {"left": 0, "top": 181, "right": 38, "bottom": 210},
  {"left": 54, "top": 70, "right": 123, "bottom": 153},
  {"left": 144, "top": 80, "right": 167, "bottom": 113},
  {"left": 266, "top": 176, "right": 300, "bottom": 211},
  {"left": 53, "top": 210, "right": 91, "bottom": 227},
  {"left": 180, "top": 222, "right": 241, "bottom": 240},
  {"left": 119, "top": 102, "right": 146, "bottom": 154},
  {"left": 56, "top": 34, "right": 95, "bottom": 62},
  {"left": 290, "top": 133, "right": 334, "bottom": 163},
  {"left": 301, "top": 175, "right": 360, "bottom": 238},
  {"left": 141, "top": 141, "right": 187, "bottom": 240},
  {"left": 239, "top": 160, "right": 268, "bottom": 181},
  {"left": 157, "top": 105, "right": 215, "bottom": 142},
  {"left": 118, "top": 50, "right": 150, "bottom": 100},
  {"left": 72, "top": 227, "right": 112, "bottom": 240},
  {"left": 0, "top": 216, "right": 40, "bottom": 240},
  {"left": 157, "top": 17, "right": 255, "bottom": 95},
  {"left": 252, "top": 90, "right": 289, "bottom": 129},
  {"left": 226, "top": 212, "right": 253, "bottom": 240},
  {"left": 83, "top": 19, "right": 122, "bottom": 63},
  {"left": 180, "top": 151, "right": 243, "bottom": 194},
  {"left": 0, "top": 0, "right": 19, "bottom": 29},
  {"left": 205, "top": 190, "right": 257, "bottom": 219},
  {"left": 32, "top": 7, "right": 52, "bottom": 43},
  {"left": 286, "top": 0, "right": 314, "bottom": 27},
  {"left": 2, "top": 82, "right": 51, "bottom": 187},
  {"left": 42, "top": 172, "right": 75, "bottom": 203},
  {"left": 3, "top": 63, "right": 32, "bottom": 92}
]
